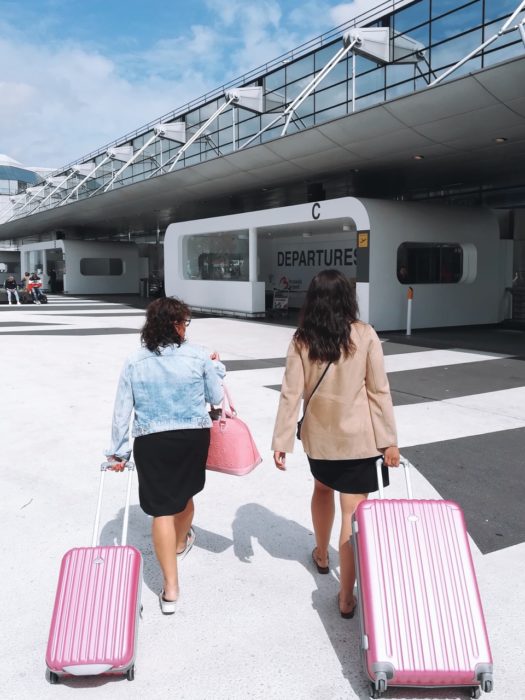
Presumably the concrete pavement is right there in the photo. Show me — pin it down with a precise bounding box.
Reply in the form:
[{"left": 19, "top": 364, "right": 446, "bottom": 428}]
[{"left": 1, "top": 296, "right": 523, "bottom": 699}]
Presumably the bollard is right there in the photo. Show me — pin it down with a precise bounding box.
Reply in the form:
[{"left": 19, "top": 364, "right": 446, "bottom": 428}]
[{"left": 406, "top": 286, "right": 413, "bottom": 335}]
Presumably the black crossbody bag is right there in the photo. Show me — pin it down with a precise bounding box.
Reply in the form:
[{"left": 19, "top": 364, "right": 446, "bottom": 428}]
[{"left": 296, "top": 362, "right": 332, "bottom": 440}]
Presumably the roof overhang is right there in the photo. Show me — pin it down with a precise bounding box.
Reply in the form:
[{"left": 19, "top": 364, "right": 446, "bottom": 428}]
[{"left": 1, "top": 54, "right": 524, "bottom": 241}]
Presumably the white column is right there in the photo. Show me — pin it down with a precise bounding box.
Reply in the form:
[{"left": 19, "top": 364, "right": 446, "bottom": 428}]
[{"left": 248, "top": 227, "right": 257, "bottom": 282}]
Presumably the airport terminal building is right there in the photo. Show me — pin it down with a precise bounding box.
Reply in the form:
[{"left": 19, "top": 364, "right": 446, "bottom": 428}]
[{"left": 1, "top": 0, "right": 524, "bottom": 329}]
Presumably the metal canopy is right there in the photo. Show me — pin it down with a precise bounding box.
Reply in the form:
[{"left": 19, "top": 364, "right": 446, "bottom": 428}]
[{"left": 1, "top": 55, "right": 524, "bottom": 241}]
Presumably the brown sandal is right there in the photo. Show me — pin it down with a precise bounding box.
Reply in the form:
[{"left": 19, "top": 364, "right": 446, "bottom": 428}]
[
  {"left": 338, "top": 594, "right": 357, "bottom": 619},
  {"left": 312, "top": 547, "right": 329, "bottom": 574}
]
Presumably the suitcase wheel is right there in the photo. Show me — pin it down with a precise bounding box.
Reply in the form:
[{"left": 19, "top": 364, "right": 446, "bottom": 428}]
[
  {"left": 480, "top": 674, "right": 493, "bottom": 693},
  {"left": 470, "top": 688, "right": 481, "bottom": 699},
  {"left": 126, "top": 665, "right": 135, "bottom": 681},
  {"left": 369, "top": 681, "right": 384, "bottom": 699},
  {"left": 46, "top": 669, "right": 59, "bottom": 684}
]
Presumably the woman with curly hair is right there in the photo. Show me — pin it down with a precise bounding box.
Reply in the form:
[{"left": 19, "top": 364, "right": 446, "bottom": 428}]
[
  {"left": 106, "top": 297, "right": 225, "bottom": 614},
  {"left": 271, "top": 269, "right": 399, "bottom": 619}
]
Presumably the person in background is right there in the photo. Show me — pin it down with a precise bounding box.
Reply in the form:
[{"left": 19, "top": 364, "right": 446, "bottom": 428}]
[
  {"left": 272, "top": 269, "right": 400, "bottom": 619},
  {"left": 28, "top": 271, "right": 45, "bottom": 303},
  {"left": 4, "top": 275, "right": 21, "bottom": 305},
  {"left": 106, "top": 297, "right": 225, "bottom": 615}
]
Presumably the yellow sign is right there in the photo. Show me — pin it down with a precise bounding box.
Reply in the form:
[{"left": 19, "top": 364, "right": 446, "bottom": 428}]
[{"left": 358, "top": 232, "right": 369, "bottom": 248}]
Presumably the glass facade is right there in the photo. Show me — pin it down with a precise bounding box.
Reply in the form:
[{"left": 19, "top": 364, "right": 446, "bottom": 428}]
[
  {"left": 11, "top": 0, "right": 524, "bottom": 218},
  {"left": 183, "top": 232, "right": 249, "bottom": 281},
  {"left": 397, "top": 242, "right": 464, "bottom": 283}
]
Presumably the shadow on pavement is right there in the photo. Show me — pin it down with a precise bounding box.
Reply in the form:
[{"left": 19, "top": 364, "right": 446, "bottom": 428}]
[
  {"left": 231, "top": 503, "right": 372, "bottom": 698},
  {"left": 100, "top": 506, "right": 233, "bottom": 597}
]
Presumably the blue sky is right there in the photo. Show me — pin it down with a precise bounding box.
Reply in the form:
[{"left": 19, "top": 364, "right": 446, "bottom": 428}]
[{"left": 0, "top": 0, "right": 375, "bottom": 167}]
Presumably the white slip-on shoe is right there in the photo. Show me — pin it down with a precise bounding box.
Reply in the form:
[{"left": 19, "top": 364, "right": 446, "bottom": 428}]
[
  {"left": 177, "top": 527, "right": 196, "bottom": 560},
  {"left": 159, "top": 590, "right": 177, "bottom": 615}
]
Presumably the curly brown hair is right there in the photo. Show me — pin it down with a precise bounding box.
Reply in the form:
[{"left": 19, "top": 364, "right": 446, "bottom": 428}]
[{"left": 141, "top": 297, "right": 191, "bottom": 354}]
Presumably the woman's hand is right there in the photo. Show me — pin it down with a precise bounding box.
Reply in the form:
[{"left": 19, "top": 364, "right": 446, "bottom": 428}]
[
  {"left": 106, "top": 456, "right": 126, "bottom": 472},
  {"left": 210, "top": 351, "right": 220, "bottom": 361},
  {"left": 273, "top": 451, "right": 287, "bottom": 471},
  {"left": 383, "top": 446, "right": 400, "bottom": 467}
]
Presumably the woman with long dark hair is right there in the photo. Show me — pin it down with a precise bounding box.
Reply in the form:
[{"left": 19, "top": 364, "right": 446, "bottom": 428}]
[
  {"left": 272, "top": 270, "right": 399, "bottom": 618},
  {"left": 106, "top": 297, "right": 224, "bottom": 614}
]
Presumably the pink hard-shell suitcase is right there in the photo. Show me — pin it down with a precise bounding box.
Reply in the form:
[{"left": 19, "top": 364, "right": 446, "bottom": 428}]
[
  {"left": 352, "top": 458, "right": 493, "bottom": 699},
  {"left": 45, "top": 462, "right": 142, "bottom": 684},
  {"left": 206, "top": 384, "right": 262, "bottom": 475}
]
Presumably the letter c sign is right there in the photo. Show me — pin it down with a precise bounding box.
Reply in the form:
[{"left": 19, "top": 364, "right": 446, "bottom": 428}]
[{"left": 312, "top": 202, "right": 320, "bottom": 220}]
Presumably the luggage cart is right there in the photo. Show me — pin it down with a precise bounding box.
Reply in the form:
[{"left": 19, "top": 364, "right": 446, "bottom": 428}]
[{"left": 272, "top": 288, "right": 289, "bottom": 318}]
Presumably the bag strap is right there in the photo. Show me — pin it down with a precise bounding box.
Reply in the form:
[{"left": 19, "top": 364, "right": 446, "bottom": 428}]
[
  {"left": 298, "top": 362, "right": 332, "bottom": 425},
  {"left": 218, "top": 383, "right": 236, "bottom": 423}
]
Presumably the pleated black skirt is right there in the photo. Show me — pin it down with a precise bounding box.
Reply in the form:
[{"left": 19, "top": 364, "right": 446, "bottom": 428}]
[
  {"left": 133, "top": 428, "right": 210, "bottom": 516},
  {"left": 308, "top": 455, "right": 389, "bottom": 494}
]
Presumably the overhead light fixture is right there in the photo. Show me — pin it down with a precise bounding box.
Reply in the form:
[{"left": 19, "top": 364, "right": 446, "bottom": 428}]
[
  {"left": 494, "top": 137, "right": 507, "bottom": 143},
  {"left": 342, "top": 224, "right": 352, "bottom": 232},
  {"left": 302, "top": 232, "right": 312, "bottom": 238},
  {"left": 413, "top": 154, "right": 425, "bottom": 160}
]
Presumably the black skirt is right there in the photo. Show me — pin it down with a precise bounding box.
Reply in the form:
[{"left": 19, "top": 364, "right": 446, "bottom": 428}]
[
  {"left": 308, "top": 455, "right": 389, "bottom": 494},
  {"left": 133, "top": 428, "right": 210, "bottom": 516}
]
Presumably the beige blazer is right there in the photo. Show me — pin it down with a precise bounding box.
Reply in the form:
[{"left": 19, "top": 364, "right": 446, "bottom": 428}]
[{"left": 271, "top": 321, "right": 398, "bottom": 459}]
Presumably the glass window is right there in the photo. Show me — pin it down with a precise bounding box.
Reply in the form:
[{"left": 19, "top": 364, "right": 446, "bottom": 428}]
[
  {"left": 185, "top": 108, "right": 201, "bottom": 128},
  {"left": 431, "top": 28, "right": 483, "bottom": 70},
  {"left": 431, "top": 2, "right": 482, "bottom": 43},
  {"left": 216, "top": 126, "right": 233, "bottom": 150},
  {"left": 265, "top": 89, "right": 286, "bottom": 111},
  {"left": 315, "top": 82, "right": 347, "bottom": 111},
  {"left": 200, "top": 99, "right": 220, "bottom": 121},
  {"left": 238, "top": 114, "right": 261, "bottom": 139},
  {"left": 394, "top": 0, "right": 430, "bottom": 33},
  {"left": 432, "top": 0, "right": 469, "bottom": 19},
  {"left": 315, "top": 42, "right": 341, "bottom": 70},
  {"left": 483, "top": 39, "right": 523, "bottom": 67},
  {"left": 217, "top": 109, "right": 232, "bottom": 130},
  {"left": 183, "top": 231, "right": 249, "bottom": 281},
  {"left": 265, "top": 67, "right": 285, "bottom": 92},
  {"left": 386, "top": 63, "right": 418, "bottom": 86},
  {"left": 355, "top": 54, "right": 384, "bottom": 77},
  {"left": 315, "top": 58, "right": 347, "bottom": 89},
  {"left": 354, "top": 91, "right": 386, "bottom": 111},
  {"left": 315, "top": 103, "right": 348, "bottom": 124},
  {"left": 286, "top": 76, "right": 313, "bottom": 102},
  {"left": 286, "top": 54, "right": 314, "bottom": 83},
  {"left": 483, "top": 18, "right": 520, "bottom": 46},
  {"left": 386, "top": 79, "right": 416, "bottom": 100},
  {"left": 80, "top": 258, "right": 123, "bottom": 276},
  {"left": 397, "top": 243, "right": 463, "bottom": 283},
  {"left": 355, "top": 65, "right": 385, "bottom": 97},
  {"left": 484, "top": 0, "right": 521, "bottom": 23},
  {"left": 393, "top": 23, "right": 430, "bottom": 53}
]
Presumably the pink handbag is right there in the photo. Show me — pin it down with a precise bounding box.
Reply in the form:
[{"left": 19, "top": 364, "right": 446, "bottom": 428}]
[{"left": 206, "top": 385, "right": 262, "bottom": 475}]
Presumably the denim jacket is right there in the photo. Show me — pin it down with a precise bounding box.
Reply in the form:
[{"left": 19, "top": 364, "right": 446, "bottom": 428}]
[{"left": 107, "top": 342, "right": 225, "bottom": 460}]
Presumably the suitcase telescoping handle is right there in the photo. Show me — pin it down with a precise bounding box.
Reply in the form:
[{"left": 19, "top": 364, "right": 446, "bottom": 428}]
[
  {"left": 91, "top": 461, "right": 135, "bottom": 548},
  {"left": 375, "top": 456, "right": 413, "bottom": 499}
]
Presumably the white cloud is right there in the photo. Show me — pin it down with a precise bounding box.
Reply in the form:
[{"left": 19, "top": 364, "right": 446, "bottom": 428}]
[
  {"left": 0, "top": 1, "right": 354, "bottom": 169},
  {"left": 0, "top": 33, "right": 217, "bottom": 168}
]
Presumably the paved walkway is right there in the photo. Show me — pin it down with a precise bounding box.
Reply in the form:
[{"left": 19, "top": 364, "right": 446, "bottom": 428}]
[{"left": 1, "top": 295, "right": 523, "bottom": 699}]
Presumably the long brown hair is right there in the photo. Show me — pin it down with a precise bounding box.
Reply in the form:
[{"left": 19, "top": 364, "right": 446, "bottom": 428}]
[
  {"left": 141, "top": 297, "right": 190, "bottom": 354},
  {"left": 294, "top": 269, "right": 359, "bottom": 362}
]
